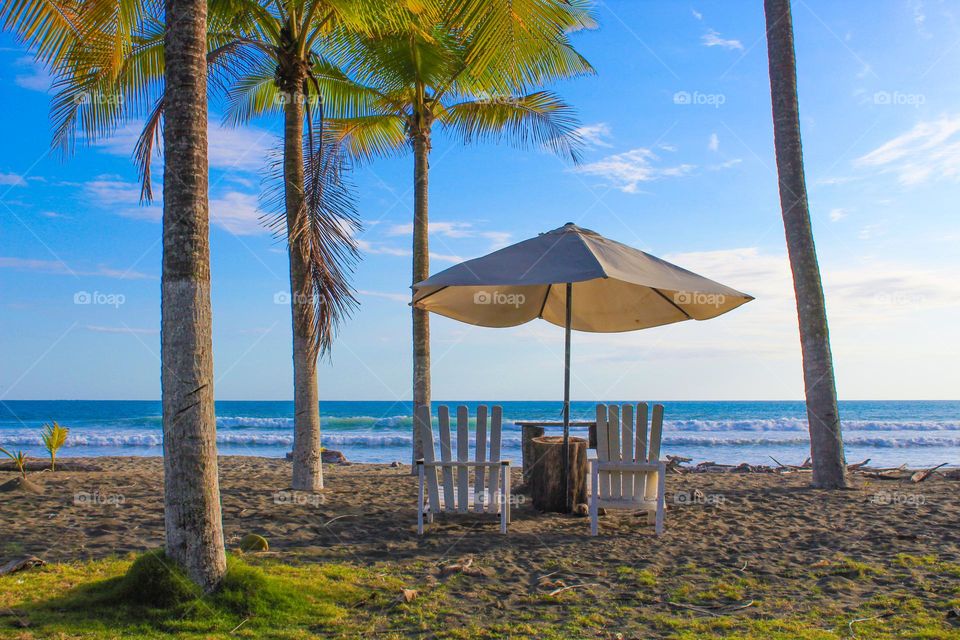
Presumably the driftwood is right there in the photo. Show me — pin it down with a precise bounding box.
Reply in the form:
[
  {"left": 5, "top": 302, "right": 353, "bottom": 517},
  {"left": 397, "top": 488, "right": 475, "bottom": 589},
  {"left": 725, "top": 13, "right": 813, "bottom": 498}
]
[
  {"left": 661, "top": 456, "right": 956, "bottom": 480},
  {"left": 911, "top": 463, "right": 948, "bottom": 483},
  {"left": 0, "top": 556, "right": 44, "bottom": 576}
]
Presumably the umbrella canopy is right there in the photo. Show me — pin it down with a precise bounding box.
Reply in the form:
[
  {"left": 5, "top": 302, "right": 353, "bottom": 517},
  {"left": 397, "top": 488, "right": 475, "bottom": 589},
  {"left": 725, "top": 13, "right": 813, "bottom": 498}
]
[
  {"left": 412, "top": 222, "right": 753, "bottom": 512},
  {"left": 413, "top": 223, "right": 753, "bottom": 327}
]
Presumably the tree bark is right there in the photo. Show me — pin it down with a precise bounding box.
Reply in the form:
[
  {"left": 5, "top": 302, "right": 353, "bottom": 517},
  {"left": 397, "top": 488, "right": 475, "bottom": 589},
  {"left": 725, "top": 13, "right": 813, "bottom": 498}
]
[
  {"left": 410, "top": 123, "right": 431, "bottom": 469},
  {"left": 764, "top": 0, "right": 848, "bottom": 489},
  {"left": 281, "top": 62, "right": 324, "bottom": 492},
  {"left": 161, "top": 0, "right": 227, "bottom": 591},
  {"left": 529, "top": 436, "right": 587, "bottom": 513}
]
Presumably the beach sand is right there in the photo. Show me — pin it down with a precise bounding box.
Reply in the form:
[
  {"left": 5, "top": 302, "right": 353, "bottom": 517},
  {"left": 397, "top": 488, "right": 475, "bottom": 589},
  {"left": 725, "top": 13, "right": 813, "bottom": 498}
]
[{"left": 2, "top": 457, "right": 958, "bottom": 636}]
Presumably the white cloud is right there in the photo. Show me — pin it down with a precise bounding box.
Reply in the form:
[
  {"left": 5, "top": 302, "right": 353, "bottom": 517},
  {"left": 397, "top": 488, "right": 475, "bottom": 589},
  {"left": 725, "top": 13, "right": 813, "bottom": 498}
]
[
  {"left": 575, "top": 122, "right": 613, "bottom": 148},
  {"left": 708, "top": 133, "right": 719, "bottom": 152},
  {"left": 702, "top": 29, "right": 744, "bottom": 50},
  {"left": 96, "top": 119, "right": 276, "bottom": 174},
  {"left": 855, "top": 115, "right": 960, "bottom": 186},
  {"left": 0, "top": 256, "right": 153, "bottom": 280},
  {"left": 829, "top": 208, "right": 848, "bottom": 222},
  {"left": 692, "top": 9, "right": 703, "bottom": 20},
  {"left": 85, "top": 325, "right": 159, "bottom": 335},
  {"left": 14, "top": 57, "right": 51, "bottom": 92},
  {"left": 0, "top": 172, "right": 27, "bottom": 186},
  {"left": 385, "top": 221, "right": 511, "bottom": 248},
  {"left": 356, "top": 239, "right": 410, "bottom": 257},
  {"left": 358, "top": 290, "right": 409, "bottom": 303},
  {"left": 908, "top": 0, "right": 931, "bottom": 37},
  {"left": 82, "top": 175, "right": 268, "bottom": 235},
  {"left": 209, "top": 191, "right": 268, "bottom": 235},
  {"left": 576, "top": 148, "right": 695, "bottom": 193}
]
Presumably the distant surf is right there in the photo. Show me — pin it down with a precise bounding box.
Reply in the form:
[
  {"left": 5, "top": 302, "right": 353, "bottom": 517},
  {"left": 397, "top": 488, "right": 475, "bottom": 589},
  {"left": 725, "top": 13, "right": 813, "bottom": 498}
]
[{"left": 2, "top": 400, "right": 958, "bottom": 466}]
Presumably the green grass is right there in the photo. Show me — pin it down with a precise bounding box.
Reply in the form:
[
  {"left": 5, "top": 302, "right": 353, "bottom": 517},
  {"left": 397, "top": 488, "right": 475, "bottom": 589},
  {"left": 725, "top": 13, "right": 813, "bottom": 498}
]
[
  {"left": 3, "top": 552, "right": 959, "bottom": 639},
  {"left": 0, "top": 551, "right": 406, "bottom": 639}
]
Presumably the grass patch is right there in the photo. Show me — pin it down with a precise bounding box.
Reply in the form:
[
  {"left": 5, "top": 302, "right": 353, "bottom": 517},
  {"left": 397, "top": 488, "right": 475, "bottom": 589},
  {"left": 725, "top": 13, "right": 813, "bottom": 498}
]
[{"left": 0, "top": 551, "right": 405, "bottom": 638}]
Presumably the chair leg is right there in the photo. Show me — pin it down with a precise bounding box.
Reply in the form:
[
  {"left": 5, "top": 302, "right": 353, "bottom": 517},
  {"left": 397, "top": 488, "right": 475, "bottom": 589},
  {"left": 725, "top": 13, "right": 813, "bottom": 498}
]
[
  {"left": 417, "top": 462, "right": 425, "bottom": 535},
  {"left": 590, "top": 459, "right": 599, "bottom": 536},
  {"left": 500, "top": 464, "right": 508, "bottom": 534},
  {"left": 504, "top": 463, "right": 512, "bottom": 525},
  {"left": 655, "top": 462, "right": 666, "bottom": 536}
]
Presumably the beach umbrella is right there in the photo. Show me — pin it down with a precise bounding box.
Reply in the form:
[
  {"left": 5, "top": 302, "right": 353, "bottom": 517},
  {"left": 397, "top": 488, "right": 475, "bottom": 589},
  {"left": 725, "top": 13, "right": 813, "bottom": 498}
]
[{"left": 412, "top": 223, "right": 753, "bottom": 511}]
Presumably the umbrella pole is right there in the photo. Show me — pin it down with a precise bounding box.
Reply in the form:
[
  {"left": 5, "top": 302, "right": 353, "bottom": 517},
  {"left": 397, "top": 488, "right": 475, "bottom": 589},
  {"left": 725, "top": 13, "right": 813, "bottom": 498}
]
[{"left": 563, "top": 282, "right": 572, "bottom": 513}]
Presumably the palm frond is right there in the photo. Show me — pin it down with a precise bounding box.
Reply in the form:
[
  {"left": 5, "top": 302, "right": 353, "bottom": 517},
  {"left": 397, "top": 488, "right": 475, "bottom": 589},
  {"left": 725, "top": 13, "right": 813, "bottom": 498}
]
[
  {"left": 441, "top": 90, "right": 583, "bottom": 163},
  {"left": 263, "top": 119, "right": 362, "bottom": 354},
  {"left": 330, "top": 114, "right": 409, "bottom": 165}
]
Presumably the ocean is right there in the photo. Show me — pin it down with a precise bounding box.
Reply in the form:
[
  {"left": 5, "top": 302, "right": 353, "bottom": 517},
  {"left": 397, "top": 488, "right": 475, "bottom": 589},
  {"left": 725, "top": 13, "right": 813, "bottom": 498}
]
[{"left": 1, "top": 400, "right": 958, "bottom": 468}]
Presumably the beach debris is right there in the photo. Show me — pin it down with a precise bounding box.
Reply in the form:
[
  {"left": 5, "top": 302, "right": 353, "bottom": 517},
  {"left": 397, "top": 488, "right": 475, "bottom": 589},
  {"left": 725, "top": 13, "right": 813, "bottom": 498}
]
[
  {"left": 666, "top": 456, "right": 692, "bottom": 474},
  {"left": 848, "top": 611, "right": 893, "bottom": 637},
  {"left": 911, "top": 463, "right": 948, "bottom": 483},
  {"left": 847, "top": 459, "right": 871, "bottom": 471},
  {"left": 0, "top": 556, "right": 45, "bottom": 576},
  {"left": 573, "top": 503, "right": 589, "bottom": 517},
  {"left": 439, "top": 557, "right": 489, "bottom": 578},
  {"left": 238, "top": 533, "right": 269, "bottom": 552},
  {"left": 663, "top": 599, "right": 754, "bottom": 617},
  {"left": 0, "top": 476, "right": 44, "bottom": 493},
  {"left": 321, "top": 449, "right": 349, "bottom": 464},
  {"left": 548, "top": 582, "right": 599, "bottom": 597},
  {"left": 389, "top": 461, "right": 402, "bottom": 468},
  {"left": 400, "top": 588, "right": 418, "bottom": 603}
]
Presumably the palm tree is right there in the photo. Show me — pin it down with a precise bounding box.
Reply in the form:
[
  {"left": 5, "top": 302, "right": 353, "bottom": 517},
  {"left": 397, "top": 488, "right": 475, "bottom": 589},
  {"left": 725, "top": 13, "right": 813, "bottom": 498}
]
[
  {"left": 763, "top": 0, "right": 847, "bottom": 489},
  {"left": 2, "top": 0, "right": 228, "bottom": 591},
  {"left": 160, "top": 0, "right": 228, "bottom": 589},
  {"left": 18, "top": 0, "right": 381, "bottom": 493},
  {"left": 330, "top": 4, "right": 595, "bottom": 465}
]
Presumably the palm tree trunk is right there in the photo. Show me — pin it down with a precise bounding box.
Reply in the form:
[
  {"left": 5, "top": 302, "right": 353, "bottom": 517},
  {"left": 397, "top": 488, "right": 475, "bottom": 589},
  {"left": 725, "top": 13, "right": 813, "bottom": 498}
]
[
  {"left": 764, "top": 0, "right": 848, "bottom": 489},
  {"left": 282, "top": 68, "right": 324, "bottom": 492},
  {"left": 161, "top": 0, "right": 227, "bottom": 590},
  {"left": 411, "top": 126, "right": 431, "bottom": 468}
]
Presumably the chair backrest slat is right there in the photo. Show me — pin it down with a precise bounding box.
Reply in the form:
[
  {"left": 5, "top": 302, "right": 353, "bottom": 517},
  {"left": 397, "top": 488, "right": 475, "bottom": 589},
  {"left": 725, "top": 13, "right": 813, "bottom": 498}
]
[
  {"left": 456, "top": 406, "right": 469, "bottom": 513},
  {"left": 418, "top": 405, "right": 441, "bottom": 514},
  {"left": 438, "top": 406, "right": 455, "bottom": 512},
  {"left": 636, "top": 402, "right": 649, "bottom": 462},
  {"left": 644, "top": 404, "right": 665, "bottom": 502},
  {"left": 474, "top": 405, "right": 488, "bottom": 512},
  {"left": 621, "top": 404, "right": 635, "bottom": 501},
  {"left": 486, "top": 406, "right": 502, "bottom": 513},
  {"left": 607, "top": 404, "right": 622, "bottom": 499},
  {"left": 595, "top": 404, "right": 611, "bottom": 499},
  {"left": 649, "top": 404, "right": 664, "bottom": 462}
]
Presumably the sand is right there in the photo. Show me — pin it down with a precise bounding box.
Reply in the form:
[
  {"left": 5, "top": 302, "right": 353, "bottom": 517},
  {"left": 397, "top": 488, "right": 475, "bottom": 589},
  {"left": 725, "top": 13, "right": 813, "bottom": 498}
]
[{"left": 1, "top": 456, "right": 958, "bottom": 633}]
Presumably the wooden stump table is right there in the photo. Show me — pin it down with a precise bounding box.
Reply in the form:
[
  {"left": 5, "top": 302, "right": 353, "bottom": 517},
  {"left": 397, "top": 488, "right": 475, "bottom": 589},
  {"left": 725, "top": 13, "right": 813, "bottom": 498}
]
[{"left": 528, "top": 435, "right": 587, "bottom": 513}]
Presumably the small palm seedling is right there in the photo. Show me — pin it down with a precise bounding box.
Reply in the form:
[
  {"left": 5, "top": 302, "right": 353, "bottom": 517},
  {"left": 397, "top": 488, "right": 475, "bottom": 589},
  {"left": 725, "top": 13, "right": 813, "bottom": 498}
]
[
  {"left": 0, "top": 447, "right": 29, "bottom": 480},
  {"left": 40, "top": 421, "right": 69, "bottom": 471}
]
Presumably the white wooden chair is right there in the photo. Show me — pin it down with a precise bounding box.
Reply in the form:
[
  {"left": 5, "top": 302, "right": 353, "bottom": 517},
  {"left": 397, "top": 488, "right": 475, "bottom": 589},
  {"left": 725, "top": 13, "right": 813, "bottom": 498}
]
[
  {"left": 415, "top": 405, "right": 512, "bottom": 535},
  {"left": 590, "top": 403, "right": 666, "bottom": 536}
]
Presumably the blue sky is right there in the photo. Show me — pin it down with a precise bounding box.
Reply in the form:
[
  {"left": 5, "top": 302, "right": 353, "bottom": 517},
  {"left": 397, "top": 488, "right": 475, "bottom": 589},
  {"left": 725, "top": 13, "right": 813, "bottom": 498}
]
[{"left": 1, "top": 0, "right": 958, "bottom": 401}]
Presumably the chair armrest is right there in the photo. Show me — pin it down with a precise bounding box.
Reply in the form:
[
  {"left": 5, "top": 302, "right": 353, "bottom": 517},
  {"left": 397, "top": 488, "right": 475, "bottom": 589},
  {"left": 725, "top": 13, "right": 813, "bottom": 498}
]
[{"left": 593, "top": 461, "right": 665, "bottom": 472}]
